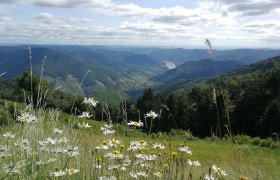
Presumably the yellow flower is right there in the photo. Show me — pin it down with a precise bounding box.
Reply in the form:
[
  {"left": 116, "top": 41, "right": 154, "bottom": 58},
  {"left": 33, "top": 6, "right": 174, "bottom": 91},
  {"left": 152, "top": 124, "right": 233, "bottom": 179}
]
[
  {"left": 102, "top": 140, "right": 107, "bottom": 145},
  {"left": 164, "top": 163, "right": 169, "bottom": 168},
  {"left": 120, "top": 144, "right": 125, "bottom": 148},
  {"left": 139, "top": 140, "right": 145, "bottom": 144},
  {"left": 171, "top": 151, "right": 177, "bottom": 157}
]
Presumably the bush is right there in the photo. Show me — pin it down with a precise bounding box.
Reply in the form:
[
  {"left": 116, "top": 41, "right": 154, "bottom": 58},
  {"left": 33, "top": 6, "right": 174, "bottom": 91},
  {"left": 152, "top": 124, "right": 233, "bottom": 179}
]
[
  {"left": 260, "top": 138, "right": 274, "bottom": 148},
  {"left": 251, "top": 137, "right": 261, "bottom": 146},
  {"left": 168, "top": 129, "right": 194, "bottom": 140},
  {"left": 234, "top": 134, "right": 251, "bottom": 144}
]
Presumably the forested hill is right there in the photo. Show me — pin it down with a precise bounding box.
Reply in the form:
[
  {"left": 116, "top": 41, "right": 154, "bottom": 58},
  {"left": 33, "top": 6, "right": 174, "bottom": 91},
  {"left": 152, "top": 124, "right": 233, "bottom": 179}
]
[
  {"left": 151, "top": 58, "right": 244, "bottom": 83},
  {"left": 135, "top": 55, "right": 280, "bottom": 138}
]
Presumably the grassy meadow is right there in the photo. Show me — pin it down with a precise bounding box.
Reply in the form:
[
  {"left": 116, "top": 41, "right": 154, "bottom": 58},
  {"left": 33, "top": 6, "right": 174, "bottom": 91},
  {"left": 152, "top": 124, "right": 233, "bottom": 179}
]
[{"left": 0, "top": 105, "right": 279, "bottom": 180}]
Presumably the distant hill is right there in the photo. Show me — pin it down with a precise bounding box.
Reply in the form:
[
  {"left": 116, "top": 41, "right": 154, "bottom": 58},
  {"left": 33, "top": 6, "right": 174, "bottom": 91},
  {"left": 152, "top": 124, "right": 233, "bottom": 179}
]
[
  {"left": 148, "top": 48, "right": 280, "bottom": 65},
  {"left": 151, "top": 59, "right": 244, "bottom": 83},
  {"left": 0, "top": 46, "right": 162, "bottom": 102},
  {"left": 153, "top": 55, "right": 280, "bottom": 93}
]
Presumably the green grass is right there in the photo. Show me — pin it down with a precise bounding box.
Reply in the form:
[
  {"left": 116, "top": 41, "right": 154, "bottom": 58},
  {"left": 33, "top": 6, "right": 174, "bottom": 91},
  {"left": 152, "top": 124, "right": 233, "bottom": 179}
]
[{"left": 0, "top": 107, "right": 279, "bottom": 179}]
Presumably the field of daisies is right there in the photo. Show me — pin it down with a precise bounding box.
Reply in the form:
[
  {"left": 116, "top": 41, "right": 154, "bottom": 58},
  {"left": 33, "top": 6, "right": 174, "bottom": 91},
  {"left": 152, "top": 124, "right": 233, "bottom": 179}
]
[{"left": 0, "top": 97, "right": 279, "bottom": 180}]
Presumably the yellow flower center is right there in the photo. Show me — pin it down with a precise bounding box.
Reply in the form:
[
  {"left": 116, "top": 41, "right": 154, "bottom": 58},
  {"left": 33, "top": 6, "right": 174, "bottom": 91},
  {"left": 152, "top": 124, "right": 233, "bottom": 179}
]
[
  {"left": 113, "top": 150, "right": 120, "bottom": 154},
  {"left": 156, "top": 172, "right": 163, "bottom": 177},
  {"left": 23, "top": 115, "right": 28, "bottom": 121},
  {"left": 139, "top": 140, "right": 145, "bottom": 144},
  {"left": 102, "top": 140, "right": 107, "bottom": 145},
  {"left": 217, "top": 167, "right": 222, "bottom": 174},
  {"left": 164, "top": 163, "right": 169, "bottom": 167},
  {"left": 133, "top": 121, "right": 139, "bottom": 125},
  {"left": 69, "top": 168, "right": 75, "bottom": 173},
  {"left": 120, "top": 144, "right": 125, "bottom": 148}
]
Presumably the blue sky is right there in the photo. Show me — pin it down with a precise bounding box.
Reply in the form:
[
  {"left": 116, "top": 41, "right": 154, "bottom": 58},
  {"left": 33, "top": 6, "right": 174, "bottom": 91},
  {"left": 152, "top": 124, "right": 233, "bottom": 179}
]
[{"left": 0, "top": 0, "right": 279, "bottom": 48}]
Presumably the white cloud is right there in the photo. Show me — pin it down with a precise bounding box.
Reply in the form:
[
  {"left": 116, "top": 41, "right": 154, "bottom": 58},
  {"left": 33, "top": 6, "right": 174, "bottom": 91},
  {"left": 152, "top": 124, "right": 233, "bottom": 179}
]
[
  {"left": 0, "top": 0, "right": 279, "bottom": 47},
  {"left": 196, "top": 0, "right": 280, "bottom": 16},
  {"left": 32, "top": 13, "right": 95, "bottom": 24}
]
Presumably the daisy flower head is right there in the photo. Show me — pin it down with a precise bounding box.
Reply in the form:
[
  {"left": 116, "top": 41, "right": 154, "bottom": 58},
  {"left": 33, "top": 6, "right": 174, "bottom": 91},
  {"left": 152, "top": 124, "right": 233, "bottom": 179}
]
[
  {"left": 187, "top": 159, "right": 201, "bottom": 167},
  {"left": 67, "top": 168, "right": 79, "bottom": 175},
  {"left": 145, "top": 110, "right": 159, "bottom": 119},
  {"left": 77, "top": 112, "right": 92, "bottom": 119},
  {"left": 3, "top": 132, "right": 15, "bottom": 138},
  {"left": 78, "top": 122, "right": 91, "bottom": 128},
  {"left": 127, "top": 120, "right": 144, "bottom": 127},
  {"left": 16, "top": 112, "right": 37, "bottom": 123},
  {"left": 152, "top": 143, "right": 165, "bottom": 150},
  {"left": 82, "top": 97, "right": 98, "bottom": 107},
  {"left": 50, "top": 170, "right": 66, "bottom": 177},
  {"left": 204, "top": 174, "right": 215, "bottom": 180},
  {"left": 212, "top": 164, "right": 227, "bottom": 176},
  {"left": 178, "top": 145, "right": 192, "bottom": 155}
]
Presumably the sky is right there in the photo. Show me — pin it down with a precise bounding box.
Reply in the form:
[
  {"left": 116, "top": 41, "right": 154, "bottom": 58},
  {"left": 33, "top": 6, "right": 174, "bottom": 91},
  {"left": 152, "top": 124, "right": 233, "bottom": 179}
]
[{"left": 0, "top": 0, "right": 279, "bottom": 48}]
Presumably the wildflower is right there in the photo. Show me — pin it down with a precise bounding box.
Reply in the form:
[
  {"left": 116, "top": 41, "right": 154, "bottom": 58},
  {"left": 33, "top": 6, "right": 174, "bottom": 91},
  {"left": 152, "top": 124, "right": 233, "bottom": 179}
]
[
  {"left": 100, "top": 124, "right": 115, "bottom": 135},
  {"left": 105, "top": 152, "right": 124, "bottom": 160},
  {"left": 129, "top": 172, "right": 139, "bottom": 179},
  {"left": 77, "top": 112, "right": 92, "bottom": 118},
  {"left": 212, "top": 164, "right": 227, "bottom": 176},
  {"left": 204, "top": 174, "right": 215, "bottom": 180},
  {"left": 152, "top": 143, "right": 165, "bottom": 150},
  {"left": 95, "top": 145, "right": 109, "bottom": 150},
  {"left": 171, "top": 151, "right": 177, "bottom": 157},
  {"left": 67, "top": 168, "right": 79, "bottom": 175},
  {"left": 50, "top": 170, "right": 66, "bottom": 177},
  {"left": 3, "top": 132, "right": 15, "bottom": 138},
  {"left": 145, "top": 110, "right": 159, "bottom": 119},
  {"left": 187, "top": 159, "right": 201, "bottom": 167},
  {"left": 178, "top": 145, "right": 192, "bottom": 155},
  {"left": 122, "top": 158, "right": 132, "bottom": 166},
  {"left": 53, "top": 128, "right": 63, "bottom": 134},
  {"left": 16, "top": 112, "right": 37, "bottom": 123},
  {"left": 108, "top": 164, "right": 121, "bottom": 170},
  {"left": 137, "top": 171, "right": 148, "bottom": 177},
  {"left": 164, "top": 163, "right": 169, "bottom": 168},
  {"left": 108, "top": 139, "right": 120, "bottom": 147},
  {"left": 78, "top": 122, "right": 91, "bottom": 128},
  {"left": 154, "top": 172, "right": 163, "bottom": 178},
  {"left": 241, "top": 176, "right": 248, "bottom": 180},
  {"left": 82, "top": 97, "right": 98, "bottom": 107},
  {"left": 127, "top": 120, "right": 144, "bottom": 127}
]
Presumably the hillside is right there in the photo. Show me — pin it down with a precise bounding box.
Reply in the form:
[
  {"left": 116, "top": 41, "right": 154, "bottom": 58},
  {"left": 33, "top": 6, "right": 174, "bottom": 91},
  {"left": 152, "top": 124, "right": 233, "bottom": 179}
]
[
  {"left": 151, "top": 58, "right": 244, "bottom": 83},
  {"left": 0, "top": 46, "right": 162, "bottom": 102}
]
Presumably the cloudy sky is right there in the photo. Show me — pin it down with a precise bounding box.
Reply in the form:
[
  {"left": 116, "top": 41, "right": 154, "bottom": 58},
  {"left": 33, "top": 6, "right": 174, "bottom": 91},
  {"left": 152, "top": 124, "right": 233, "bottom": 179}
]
[{"left": 0, "top": 0, "right": 279, "bottom": 48}]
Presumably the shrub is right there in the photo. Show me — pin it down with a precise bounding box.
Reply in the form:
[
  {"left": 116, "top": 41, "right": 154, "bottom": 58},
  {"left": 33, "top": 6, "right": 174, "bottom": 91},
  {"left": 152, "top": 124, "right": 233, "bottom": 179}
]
[{"left": 251, "top": 137, "right": 261, "bottom": 146}]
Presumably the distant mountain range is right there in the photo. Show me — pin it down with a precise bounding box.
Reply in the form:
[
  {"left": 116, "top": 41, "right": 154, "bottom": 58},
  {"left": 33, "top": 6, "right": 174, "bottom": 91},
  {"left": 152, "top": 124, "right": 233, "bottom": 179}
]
[{"left": 0, "top": 45, "right": 280, "bottom": 103}]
